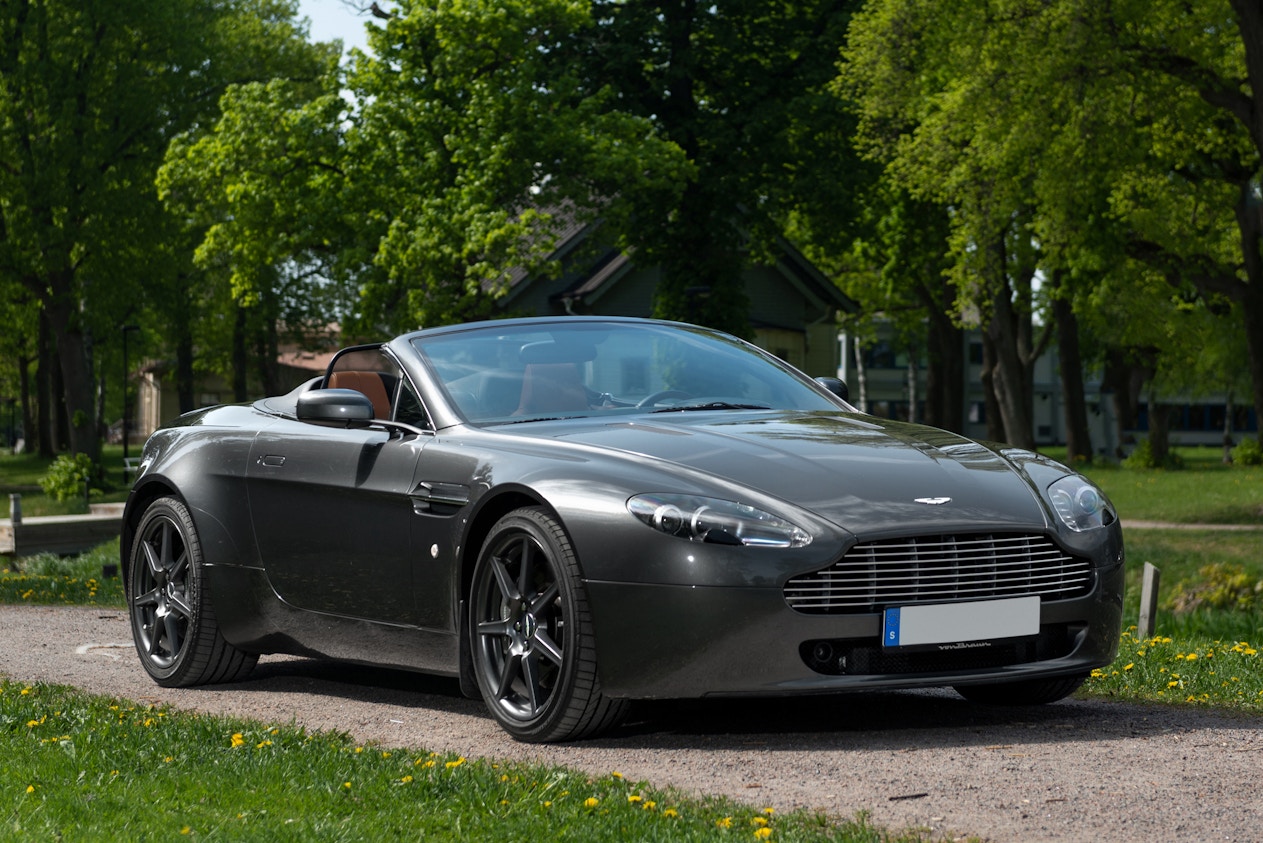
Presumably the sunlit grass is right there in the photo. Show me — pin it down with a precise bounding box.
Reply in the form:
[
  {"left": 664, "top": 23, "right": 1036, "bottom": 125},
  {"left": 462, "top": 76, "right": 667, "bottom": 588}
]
[
  {"left": 1, "top": 679, "right": 938, "bottom": 842},
  {"left": 1084, "top": 628, "right": 1263, "bottom": 712},
  {"left": 1064, "top": 447, "right": 1263, "bottom": 525},
  {"left": 0, "top": 540, "right": 125, "bottom": 607}
]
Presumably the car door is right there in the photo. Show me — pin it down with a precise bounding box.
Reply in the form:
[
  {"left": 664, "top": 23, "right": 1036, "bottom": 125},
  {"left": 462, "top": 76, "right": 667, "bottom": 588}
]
[
  {"left": 247, "top": 422, "right": 426, "bottom": 623},
  {"left": 246, "top": 349, "right": 428, "bottom": 624}
]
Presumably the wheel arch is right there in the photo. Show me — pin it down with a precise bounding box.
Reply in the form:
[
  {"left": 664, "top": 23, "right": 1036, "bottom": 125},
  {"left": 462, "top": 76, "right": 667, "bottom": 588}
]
[
  {"left": 120, "top": 478, "right": 185, "bottom": 594},
  {"left": 455, "top": 484, "right": 563, "bottom": 699}
]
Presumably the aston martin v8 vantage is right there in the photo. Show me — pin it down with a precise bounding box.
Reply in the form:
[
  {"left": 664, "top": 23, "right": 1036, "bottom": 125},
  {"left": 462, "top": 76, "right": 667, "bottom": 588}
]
[{"left": 122, "top": 316, "right": 1123, "bottom": 742}]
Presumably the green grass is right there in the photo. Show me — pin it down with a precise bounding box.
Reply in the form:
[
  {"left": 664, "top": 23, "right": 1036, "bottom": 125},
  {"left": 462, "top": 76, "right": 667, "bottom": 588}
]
[
  {"left": 0, "top": 540, "right": 125, "bottom": 607},
  {"left": 1043, "top": 446, "right": 1263, "bottom": 525},
  {"left": 1084, "top": 629, "right": 1263, "bottom": 711},
  {"left": 1, "top": 679, "right": 928, "bottom": 842}
]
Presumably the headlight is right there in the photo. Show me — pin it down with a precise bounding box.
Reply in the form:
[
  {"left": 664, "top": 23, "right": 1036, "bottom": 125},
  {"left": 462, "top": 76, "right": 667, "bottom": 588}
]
[
  {"left": 627, "top": 494, "right": 812, "bottom": 548},
  {"left": 1048, "top": 475, "right": 1115, "bottom": 532}
]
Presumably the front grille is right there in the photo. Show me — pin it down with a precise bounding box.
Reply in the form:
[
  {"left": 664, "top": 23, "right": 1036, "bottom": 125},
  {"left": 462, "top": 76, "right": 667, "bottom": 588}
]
[{"left": 784, "top": 533, "right": 1092, "bottom": 614}]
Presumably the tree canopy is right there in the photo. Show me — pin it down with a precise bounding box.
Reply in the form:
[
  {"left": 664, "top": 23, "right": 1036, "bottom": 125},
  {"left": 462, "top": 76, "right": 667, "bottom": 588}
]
[{"left": 0, "top": 0, "right": 332, "bottom": 458}]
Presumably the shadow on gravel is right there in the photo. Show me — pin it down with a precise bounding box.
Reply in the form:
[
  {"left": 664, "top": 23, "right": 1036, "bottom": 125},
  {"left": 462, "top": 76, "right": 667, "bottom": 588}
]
[{"left": 194, "top": 655, "right": 1223, "bottom": 753}]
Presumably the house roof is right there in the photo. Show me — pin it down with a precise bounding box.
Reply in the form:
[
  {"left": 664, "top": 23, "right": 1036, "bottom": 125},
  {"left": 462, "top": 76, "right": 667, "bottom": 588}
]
[{"left": 502, "top": 217, "right": 858, "bottom": 317}]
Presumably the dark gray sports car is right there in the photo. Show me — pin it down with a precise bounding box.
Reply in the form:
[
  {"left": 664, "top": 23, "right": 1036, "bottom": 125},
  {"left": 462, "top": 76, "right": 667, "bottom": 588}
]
[{"left": 122, "top": 316, "right": 1123, "bottom": 742}]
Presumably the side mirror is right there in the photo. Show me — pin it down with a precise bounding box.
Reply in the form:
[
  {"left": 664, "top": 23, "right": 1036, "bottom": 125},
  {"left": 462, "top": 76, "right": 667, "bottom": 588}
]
[
  {"left": 814, "top": 376, "right": 850, "bottom": 402},
  {"left": 297, "top": 389, "right": 375, "bottom": 425}
]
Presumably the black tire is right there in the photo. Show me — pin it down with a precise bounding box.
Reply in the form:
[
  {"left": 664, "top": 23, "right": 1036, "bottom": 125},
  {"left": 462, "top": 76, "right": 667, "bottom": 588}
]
[
  {"left": 469, "top": 507, "right": 629, "bottom": 742},
  {"left": 954, "top": 674, "right": 1087, "bottom": 706},
  {"left": 128, "top": 496, "right": 257, "bottom": 687}
]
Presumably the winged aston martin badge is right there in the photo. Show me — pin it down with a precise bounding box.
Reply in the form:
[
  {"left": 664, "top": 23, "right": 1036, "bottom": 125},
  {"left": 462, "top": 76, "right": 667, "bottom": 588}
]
[{"left": 914, "top": 497, "right": 952, "bottom": 505}]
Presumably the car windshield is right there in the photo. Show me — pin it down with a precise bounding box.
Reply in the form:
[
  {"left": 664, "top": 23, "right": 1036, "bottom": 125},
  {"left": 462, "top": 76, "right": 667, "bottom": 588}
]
[{"left": 410, "top": 321, "right": 840, "bottom": 424}]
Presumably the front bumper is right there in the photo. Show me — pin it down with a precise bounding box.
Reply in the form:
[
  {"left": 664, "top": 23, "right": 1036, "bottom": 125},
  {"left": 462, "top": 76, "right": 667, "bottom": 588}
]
[{"left": 586, "top": 560, "right": 1124, "bottom": 699}]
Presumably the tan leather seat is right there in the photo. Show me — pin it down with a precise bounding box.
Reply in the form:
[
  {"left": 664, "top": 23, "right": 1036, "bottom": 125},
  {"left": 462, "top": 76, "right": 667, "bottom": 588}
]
[
  {"left": 328, "top": 371, "right": 392, "bottom": 419},
  {"left": 516, "top": 363, "right": 589, "bottom": 414}
]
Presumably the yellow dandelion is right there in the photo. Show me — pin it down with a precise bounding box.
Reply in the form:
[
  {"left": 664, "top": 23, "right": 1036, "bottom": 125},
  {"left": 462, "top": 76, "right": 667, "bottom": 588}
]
[
  {"left": 752, "top": 816, "right": 769, "bottom": 827},
  {"left": 611, "top": 771, "right": 624, "bottom": 779},
  {"left": 446, "top": 757, "right": 466, "bottom": 769},
  {"left": 180, "top": 827, "right": 191, "bottom": 836},
  {"left": 543, "top": 801, "right": 553, "bottom": 808},
  {"left": 401, "top": 775, "right": 413, "bottom": 784},
  {"left": 343, "top": 781, "right": 352, "bottom": 790},
  {"left": 584, "top": 797, "right": 600, "bottom": 809},
  {"left": 381, "top": 751, "right": 391, "bottom": 758},
  {"left": 25, "top": 785, "right": 35, "bottom": 794},
  {"left": 255, "top": 740, "right": 272, "bottom": 748},
  {"left": 717, "top": 817, "right": 733, "bottom": 829},
  {"left": 755, "top": 829, "right": 773, "bottom": 840},
  {"left": 355, "top": 747, "right": 364, "bottom": 754},
  {"left": 664, "top": 808, "right": 680, "bottom": 818},
  {"left": 628, "top": 795, "right": 643, "bottom": 804},
  {"left": 1123, "top": 663, "right": 1134, "bottom": 671},
  {"left": 643, "top": 800, "right": 657, "bottom": 811},
  {"left": 230, "top": 733, "right": 245, "bottom": 748}
]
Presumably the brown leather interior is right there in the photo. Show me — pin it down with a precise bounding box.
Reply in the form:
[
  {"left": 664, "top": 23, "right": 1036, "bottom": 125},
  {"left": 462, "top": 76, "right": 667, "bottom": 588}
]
[
  {"left": 516, "top": 363, "right": 589, "bottom": 414},
  {"left": 328, "top": 371, "right": 392, "bottom": 419}
]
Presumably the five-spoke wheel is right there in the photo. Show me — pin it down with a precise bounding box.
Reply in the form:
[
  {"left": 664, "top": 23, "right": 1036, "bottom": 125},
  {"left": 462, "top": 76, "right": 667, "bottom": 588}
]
[
  {"left": 128, "top": 496, "right": 257, "bottom": 687},
  {"left": 469, "top": 507, "right": 627, "bottom": 742}
]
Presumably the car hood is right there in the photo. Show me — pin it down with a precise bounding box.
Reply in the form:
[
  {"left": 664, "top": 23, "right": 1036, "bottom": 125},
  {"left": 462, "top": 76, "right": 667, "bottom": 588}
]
[{"left": 535, "top": 411, "right": 1052, "bottom": 535}]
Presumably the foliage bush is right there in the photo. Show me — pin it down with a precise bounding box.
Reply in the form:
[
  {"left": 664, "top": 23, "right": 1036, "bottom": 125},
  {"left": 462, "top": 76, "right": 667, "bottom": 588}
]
[
  {"left": 38, "top": 454, "right": 98, "bottom": 502},
  {"left": 1122, "top": 437, "right": 1185, "bottom": 470},
  {"left": 1165, "top": 563, "right": 1263, "bottom": 613},
  {"left": 1232, "top": 436, "right": 1263, "bottom": 466}
]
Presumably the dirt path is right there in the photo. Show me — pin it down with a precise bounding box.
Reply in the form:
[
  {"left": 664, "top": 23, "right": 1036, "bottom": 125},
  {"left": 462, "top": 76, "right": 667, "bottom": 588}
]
[{"left": 3, "top": 605, "right": 1260, "bottom": 842}]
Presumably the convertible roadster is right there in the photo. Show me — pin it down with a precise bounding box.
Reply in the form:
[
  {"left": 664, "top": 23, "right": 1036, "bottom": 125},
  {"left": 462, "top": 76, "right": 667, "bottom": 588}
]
[{"left": 122, "top": 316, "right": 1123, "bottom": 742}]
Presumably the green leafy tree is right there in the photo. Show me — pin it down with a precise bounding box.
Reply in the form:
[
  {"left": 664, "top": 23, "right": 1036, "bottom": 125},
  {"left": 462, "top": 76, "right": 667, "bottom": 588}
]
[
  {"left": 164, "top": 1, "right": 861, "bottom": 338},
  {"left": 0, "top": 0, "right": 329, "bottom": 459},
  {"left": 842, "top": 0, "right": 1263, "bottom": 449}
]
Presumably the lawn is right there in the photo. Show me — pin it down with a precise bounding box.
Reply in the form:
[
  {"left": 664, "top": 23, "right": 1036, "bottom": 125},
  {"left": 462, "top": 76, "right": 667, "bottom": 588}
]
[
  {"left": 1066, "top": 446, "right": 1263, "bottom": 525},
  {"left": 2, "top": 678, "right": 920, "bottom": 842}
]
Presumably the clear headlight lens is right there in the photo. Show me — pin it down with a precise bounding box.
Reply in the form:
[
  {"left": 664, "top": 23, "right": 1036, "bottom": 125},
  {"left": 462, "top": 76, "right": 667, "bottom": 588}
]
[
  {"left": 1048, "top": 475, "right": 1115, "bottom": 532},
  {"left": 627, "top": 494, "right": 813, "bottom": 548}
]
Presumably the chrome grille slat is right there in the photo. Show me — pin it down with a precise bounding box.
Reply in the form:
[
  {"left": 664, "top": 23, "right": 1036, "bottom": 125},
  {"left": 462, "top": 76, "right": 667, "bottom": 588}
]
[{"left": 784, "top": 532, "right": 1093, "bottom": 614}]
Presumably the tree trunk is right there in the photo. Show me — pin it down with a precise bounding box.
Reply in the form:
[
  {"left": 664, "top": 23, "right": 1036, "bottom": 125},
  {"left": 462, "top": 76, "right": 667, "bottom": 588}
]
[
  {"left": 1223, "top": 391, "right": 1235, "bottom": 463},
  {"left": 18, "top": 352, "right": 33, "bottom": 450},
  {"left": 980, "top": 331, "right": 1007, "bottom": 443},
  {"left": 905, "top": 342, "right": 919, "bottom": 424},
  {"left": 853, "top": 335, "right": 869, "bottom": 413},
  {"left": 44, "top": 289, "right": 100, "bottom": 462},
  {"left": 922, "top": 306, "right": 965, "bottom": 432},
  {"left": 176, "top": 328, "right": 196, "bottom": 415},
  {"left": 232, "top": 304, "right": 249, "bottom": 402},
  {"left": 1051, "top": 282, "right": 1093, "bottom": 463},
  {"left": 987, "top": 276, "right": 1036, "bottom": 450},
  {"left": 36, "top": 313, "right": 54, "bottom": 457},
  {"left": 1102, "top": 346, "right": 1155, "bottom": 458},
  {"left": 1147, "top": 394, "right": 1174, "bottom": 466}
]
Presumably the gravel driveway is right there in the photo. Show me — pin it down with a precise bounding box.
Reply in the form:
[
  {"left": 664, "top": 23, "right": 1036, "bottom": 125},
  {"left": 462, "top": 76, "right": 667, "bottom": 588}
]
[{"left": 3, "top": 605, "right": 1259, "bottom": 842}]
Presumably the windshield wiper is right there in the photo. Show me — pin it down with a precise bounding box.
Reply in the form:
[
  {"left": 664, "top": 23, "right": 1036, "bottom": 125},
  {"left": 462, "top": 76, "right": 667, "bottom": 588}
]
[{"left": 650, "top": 402, "right": 771, "bottom": 413}]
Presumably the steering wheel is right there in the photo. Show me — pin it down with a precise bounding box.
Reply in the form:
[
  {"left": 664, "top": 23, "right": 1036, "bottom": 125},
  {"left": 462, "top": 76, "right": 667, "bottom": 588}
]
[{"left": 637, "top": 390, "right": 693, "bottom": 408}]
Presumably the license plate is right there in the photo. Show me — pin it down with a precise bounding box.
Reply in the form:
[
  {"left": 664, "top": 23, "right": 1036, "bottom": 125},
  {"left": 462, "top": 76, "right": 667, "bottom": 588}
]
[{"left": 882, "top": 596, "right": 1039, "bottom": 649}]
